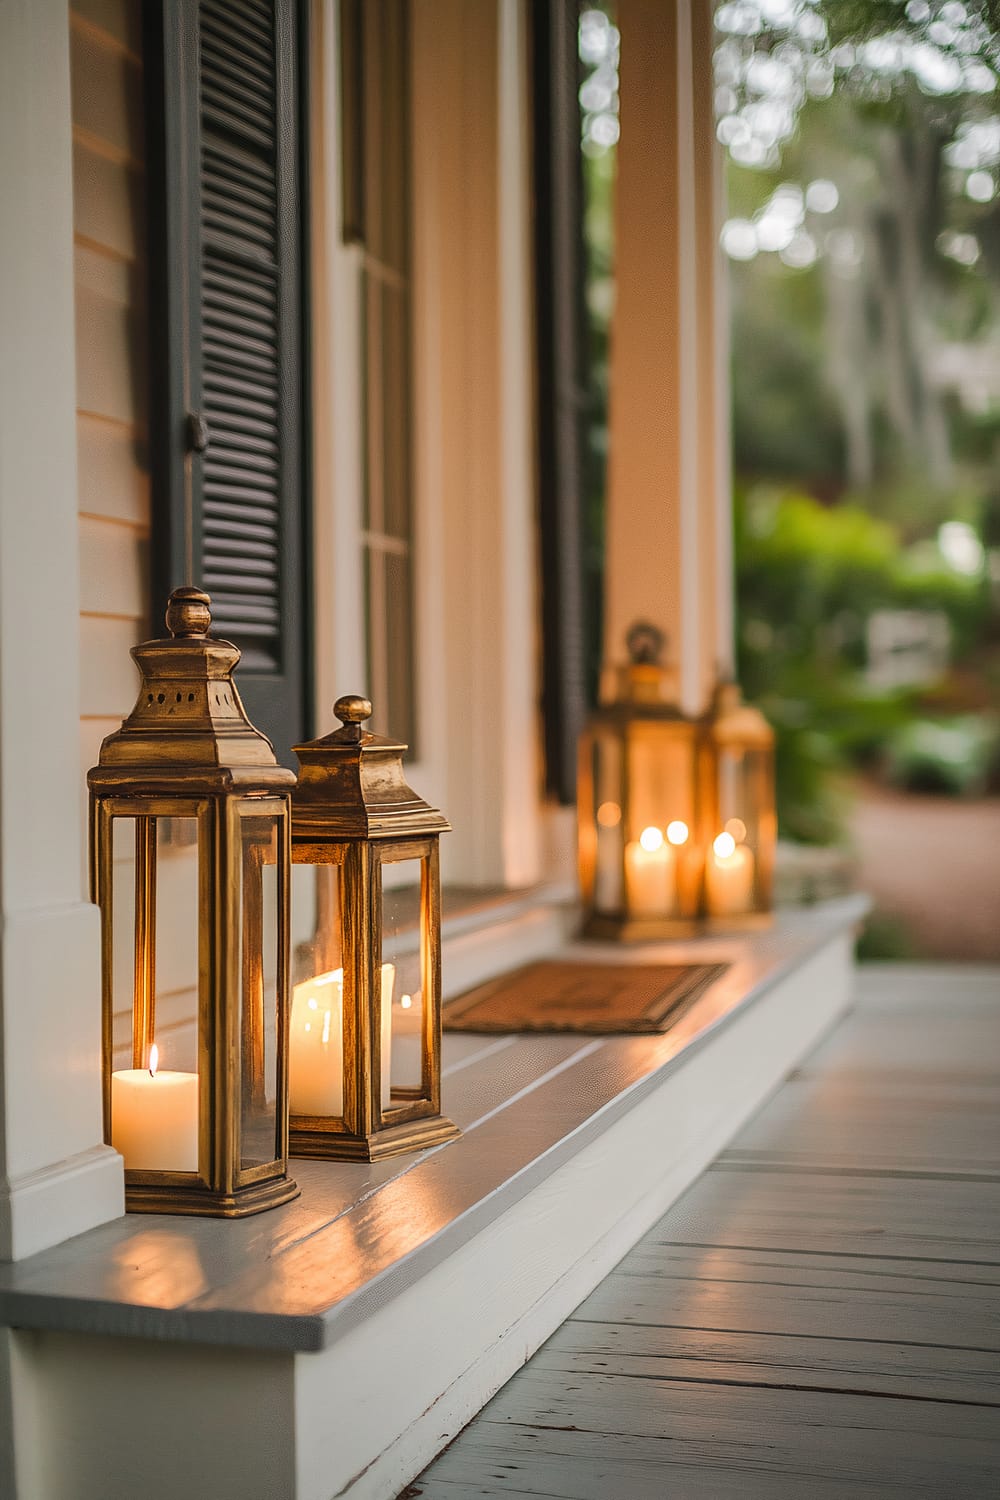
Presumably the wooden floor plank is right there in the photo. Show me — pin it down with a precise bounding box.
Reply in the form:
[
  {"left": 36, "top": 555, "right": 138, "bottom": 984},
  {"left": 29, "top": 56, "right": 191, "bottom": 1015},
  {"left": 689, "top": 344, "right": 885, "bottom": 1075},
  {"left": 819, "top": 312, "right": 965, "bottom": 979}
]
[
  {"left": 646, "top": 1167, "right": 1000, "bottom": 1262},
  {"left": 424, "top": 1401, "right": 1000, "bottom": 1499},
  {"left": 411, "top": 964, "right": 1000, "bottom": 1499},
  {"left": 535, "top": 1319, "right": 1000, "bottom": 1406}
]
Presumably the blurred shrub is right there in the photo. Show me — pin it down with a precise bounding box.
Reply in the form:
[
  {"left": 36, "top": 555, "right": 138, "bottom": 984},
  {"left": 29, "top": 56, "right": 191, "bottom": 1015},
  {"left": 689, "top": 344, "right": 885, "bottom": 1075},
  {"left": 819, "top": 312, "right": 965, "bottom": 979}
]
[
  {"left": 735, "top": 486, "right": 991, "bottom": 842},
  {"left": 884, "top": 715, "right": 999, "bottom": 797}
]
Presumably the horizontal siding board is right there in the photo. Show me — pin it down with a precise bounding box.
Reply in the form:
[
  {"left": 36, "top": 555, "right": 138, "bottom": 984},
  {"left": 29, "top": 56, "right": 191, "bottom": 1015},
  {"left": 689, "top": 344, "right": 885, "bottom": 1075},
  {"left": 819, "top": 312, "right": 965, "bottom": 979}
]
[
  {"left": 72, "top": 140, "right": 145, "bottom": 262},
  {"left": 80, "top": 615, "right": 143, "bottom": 718},
  {"left": 69, "top": 19, "right": 143, "bottom": 163},
  {"left": 78, "top": 515, "right": 148, "bottom": 618},
  {"left": 74, "top": 247, "right": 147, "bottom": 427},
  {"left": 77, "top": 415, "right": 150, "bottom": 526},
  {"left": 71, "top": 0, "right": 143, "bottom": 56}
]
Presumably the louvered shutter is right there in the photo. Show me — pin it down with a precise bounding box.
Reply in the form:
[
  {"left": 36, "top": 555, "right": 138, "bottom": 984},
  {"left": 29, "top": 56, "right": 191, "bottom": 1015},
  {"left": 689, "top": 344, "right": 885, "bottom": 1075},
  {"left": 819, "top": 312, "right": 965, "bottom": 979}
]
[
  {"left": 145, "top": 0, "right": 309, "bottom": 766},
  {"left": 532, "top": 1, "right": 591, "bottom": 803}
]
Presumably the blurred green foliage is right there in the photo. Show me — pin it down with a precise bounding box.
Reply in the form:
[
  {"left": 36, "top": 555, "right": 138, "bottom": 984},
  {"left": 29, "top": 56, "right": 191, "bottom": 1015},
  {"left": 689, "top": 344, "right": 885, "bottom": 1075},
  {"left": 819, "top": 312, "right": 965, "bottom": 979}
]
[{"left": 735, "top": 486, "right": 992, "bottom": 841}]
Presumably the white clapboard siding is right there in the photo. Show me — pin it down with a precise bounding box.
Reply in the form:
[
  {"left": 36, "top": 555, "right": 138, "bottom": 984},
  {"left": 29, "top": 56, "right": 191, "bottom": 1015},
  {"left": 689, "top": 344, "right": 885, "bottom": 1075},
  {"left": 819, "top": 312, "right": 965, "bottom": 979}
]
[{"left": 71, "top": 1, "right": 148, "bottom": 801}]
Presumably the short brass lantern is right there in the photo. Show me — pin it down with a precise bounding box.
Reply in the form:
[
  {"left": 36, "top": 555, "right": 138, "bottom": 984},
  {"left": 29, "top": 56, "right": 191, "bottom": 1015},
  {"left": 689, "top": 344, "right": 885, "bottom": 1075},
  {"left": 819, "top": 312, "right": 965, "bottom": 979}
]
[
  {"left": 700, "top": 681, "right": 776, "bottom": 927},
  {"left": 578, "top": 623, "right": 704, "bottom": 939},
  {"left": 88, "top": 588, "right": 299, "bottom": 1216},
  {"left": 288, "top": 695, "right": 460, "bottom": 1160}
]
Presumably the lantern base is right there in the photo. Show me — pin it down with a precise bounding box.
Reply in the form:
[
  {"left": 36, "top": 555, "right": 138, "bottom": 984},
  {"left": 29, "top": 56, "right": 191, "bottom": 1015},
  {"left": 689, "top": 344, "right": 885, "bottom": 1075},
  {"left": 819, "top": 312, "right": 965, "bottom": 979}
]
[
  {"left": 123, "top": 1171, "right": 300, "bottom": 1218},
  {"left": 704, "top": 909, "right": 774, "bottom": 934},
  {"left": 290, "top": 1112, "right": 461, "bottom": 1162},
  {"left": 582, "top": 911, "right": 705, "bottom": 943}
]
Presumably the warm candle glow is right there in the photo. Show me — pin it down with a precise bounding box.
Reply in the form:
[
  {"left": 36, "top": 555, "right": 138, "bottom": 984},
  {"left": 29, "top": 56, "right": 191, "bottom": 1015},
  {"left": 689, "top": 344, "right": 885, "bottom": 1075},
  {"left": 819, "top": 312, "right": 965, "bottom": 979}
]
[
  {"left": 401, "top": 993, "right": 412, "bottom": 1009},
  {"left": 666, "top": 820, "right": 689, "bottom": 846},
  {"left": 713, "top": 831, "right": 737, "bottom": 859},
  {"left": 596, "top": 800, "right": 621, "bottom": 828},
  {"left": 290, "top": 963, "right": 395, "bottom": 1116},
  {"left": 111, "top": 1043, "right": 199, "bottom": 1172},
  {"left": 725, "top": 817, "right": 748, "bottom": 843},
  {"left": 148, "top": 1043, "right": 159, "bottom": 1078},
  {"left": 639, "top": 825, "right": 664, "bottom": 852}
]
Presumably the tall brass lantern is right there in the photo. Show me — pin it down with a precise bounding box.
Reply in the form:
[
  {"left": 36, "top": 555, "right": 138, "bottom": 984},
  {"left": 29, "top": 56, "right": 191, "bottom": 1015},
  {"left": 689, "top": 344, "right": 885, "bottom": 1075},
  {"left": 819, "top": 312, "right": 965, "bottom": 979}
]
[
  {"left": 578, "top": 623, "right": 704, "bottom": 940},
  {"left": 88, "top": 588, "right": 299, "bottom": 1216},
  {"left": 700, "top": 680, "right": 776, "bottom": 927},
  {"left": 288, "top": 695, "right": 460, "bottom": 1160}
]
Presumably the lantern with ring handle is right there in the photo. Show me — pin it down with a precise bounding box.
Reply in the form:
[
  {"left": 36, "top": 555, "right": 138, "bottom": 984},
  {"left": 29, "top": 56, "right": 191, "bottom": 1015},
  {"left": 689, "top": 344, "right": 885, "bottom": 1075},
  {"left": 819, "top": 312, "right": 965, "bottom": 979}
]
[{"left": 288, "top": 695, "right": 460, "bottom": 1159}]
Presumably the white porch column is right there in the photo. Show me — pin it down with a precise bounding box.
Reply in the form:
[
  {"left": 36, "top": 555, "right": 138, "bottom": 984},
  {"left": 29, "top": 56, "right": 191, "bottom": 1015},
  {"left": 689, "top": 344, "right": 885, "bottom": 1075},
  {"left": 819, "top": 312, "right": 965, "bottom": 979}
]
[
  {"left": 411, "top": 0, "right": 542, "bottom": 888},
  {"left": 604, "top": 0, "right": 733, "bottom": 713},
  {"left": 0, "top": 0, "right": 124, "bottom": 1262}
]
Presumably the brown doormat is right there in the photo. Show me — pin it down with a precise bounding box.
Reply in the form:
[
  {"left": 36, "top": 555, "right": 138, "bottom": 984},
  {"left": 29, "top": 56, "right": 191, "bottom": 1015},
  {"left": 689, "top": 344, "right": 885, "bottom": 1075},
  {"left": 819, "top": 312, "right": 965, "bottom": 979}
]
[{"left": 443, "top": 960, "right": 729, "bottom": 1035}]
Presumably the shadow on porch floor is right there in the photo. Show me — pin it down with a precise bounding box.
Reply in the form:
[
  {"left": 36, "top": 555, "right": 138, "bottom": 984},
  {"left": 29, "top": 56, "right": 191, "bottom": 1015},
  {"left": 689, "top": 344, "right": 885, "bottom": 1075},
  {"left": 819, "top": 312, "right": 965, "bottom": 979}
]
[{"left": 408, "top": 962, "right": 1000, "bottom": 1499}]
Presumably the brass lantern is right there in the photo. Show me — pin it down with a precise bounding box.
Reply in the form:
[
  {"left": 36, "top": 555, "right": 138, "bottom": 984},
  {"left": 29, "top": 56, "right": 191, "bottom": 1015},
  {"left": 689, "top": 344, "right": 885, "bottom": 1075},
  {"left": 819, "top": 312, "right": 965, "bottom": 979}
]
[
  {"left": 700, "top": 680, "right": 776, "bottom": 927},
  {"left": 578, "top": 623, "right": 704, "bottom": 940},
  {"left": 88, "top": 588, "right": 299, "bottom": 1216},
  {"left": 288, "top": 695, "right": 460, "bottom": 1160}
]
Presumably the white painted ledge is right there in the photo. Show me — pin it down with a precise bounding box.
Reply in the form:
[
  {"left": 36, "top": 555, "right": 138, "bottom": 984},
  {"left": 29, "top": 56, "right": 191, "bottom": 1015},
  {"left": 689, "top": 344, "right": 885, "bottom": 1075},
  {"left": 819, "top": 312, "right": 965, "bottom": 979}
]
[{"left": 1, "top": 896, "right": 868, "bottom": 1500}]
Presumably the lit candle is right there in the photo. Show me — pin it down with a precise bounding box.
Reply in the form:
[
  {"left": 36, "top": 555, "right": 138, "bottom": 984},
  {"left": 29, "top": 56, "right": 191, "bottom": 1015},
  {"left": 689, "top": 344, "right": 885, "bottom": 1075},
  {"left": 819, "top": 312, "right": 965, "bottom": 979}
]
[
  {"left": 625, "top": 826, "right": 676, "bottom": 917},
  {"left": 705, "top": 831, "right": 755, "bottom": 916},
  {"left": 111, "top": 1044, "right": 199, "bottom": 1172},
  {"left": 289, "top": 963, "right": 395, "bottom": 1116}
]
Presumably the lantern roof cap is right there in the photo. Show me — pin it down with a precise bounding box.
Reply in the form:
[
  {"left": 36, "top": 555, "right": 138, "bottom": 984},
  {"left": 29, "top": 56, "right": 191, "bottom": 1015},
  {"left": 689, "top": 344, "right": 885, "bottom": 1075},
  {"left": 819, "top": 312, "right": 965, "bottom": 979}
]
[
  {"left": 595, "top": 621, "right": 688, "bottom": 721},
  {"left": 88, "top": 588, "right": 295, "bottom": 791},
  {"left": 291, "top": 696, "right": 450, "bottom": 840},
  {"left": 704, "top": 678, "right": 774, "bottom": 748}
]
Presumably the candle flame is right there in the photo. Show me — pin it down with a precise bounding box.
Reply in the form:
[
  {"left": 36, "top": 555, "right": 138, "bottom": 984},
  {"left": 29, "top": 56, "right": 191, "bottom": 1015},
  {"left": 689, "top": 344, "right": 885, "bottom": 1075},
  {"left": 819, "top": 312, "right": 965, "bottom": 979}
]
[
  {"left": 714, "top": 832, "right": 737, "bottom": 860},
  {"left": 148, "top": 1043, "right": 159, "bottom": 1078},
  {"left": 401, "top": 994, "right": 412, "bottom": 1009},
  {"left": 666, "top": 820, "right": 689, "bottom": 846},
  {"left": 639, "top": 826, "right": 664, "bottom": 852}
]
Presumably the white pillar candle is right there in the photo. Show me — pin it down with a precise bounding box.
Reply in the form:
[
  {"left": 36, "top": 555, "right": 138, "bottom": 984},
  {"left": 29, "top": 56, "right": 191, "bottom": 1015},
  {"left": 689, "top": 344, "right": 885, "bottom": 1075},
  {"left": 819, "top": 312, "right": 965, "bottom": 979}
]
[
  {"left": 111, "top": 1046, "right": 198, "bottom": 1172},
  {"left": 705, "top": 832, "right": 755, "bottom": 916},
  {"left": 290, "top": 963, "right": 395, "bottom": 1117},
  {"left": 625, "top": 826, "right": 676, "bottom": 917}
]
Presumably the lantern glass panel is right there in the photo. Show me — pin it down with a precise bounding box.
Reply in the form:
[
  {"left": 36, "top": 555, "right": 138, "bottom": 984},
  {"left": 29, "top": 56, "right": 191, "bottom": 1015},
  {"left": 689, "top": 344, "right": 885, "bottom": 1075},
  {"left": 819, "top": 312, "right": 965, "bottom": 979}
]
[
  {"left": 155, "top": 817, "right": 200, "bottom": 1073},
  {"left": 592, "top": 731, "right": 623, "bottom": 915},
  {"left": 237, "top": 805, "right": 284, "bottom": 1172},
  {"left": 382, "top": 856, "right": 426, "bottom": 1096},
  {"left": 626, "top": 731, "right": 695, "bottom": 842},
  {"left": 106, "top": 808, "right": 203, "bottom": 1176},
  {"left": 110, "top": 817, "right": 137, "bottom": 1070},
  {"left": 290, "top": 859, "right": 347, "bottom": 1120}
]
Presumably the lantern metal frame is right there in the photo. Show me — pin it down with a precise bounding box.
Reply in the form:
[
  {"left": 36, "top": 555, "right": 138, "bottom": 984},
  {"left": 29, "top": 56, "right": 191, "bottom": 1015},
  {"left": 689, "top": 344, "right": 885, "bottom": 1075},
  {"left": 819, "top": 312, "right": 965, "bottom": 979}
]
[
  {"left": 578, "top": 624, "right": 706, "bottom": 941},
  {"left": 289, "top": 695, "right": 460, "bottom": 1161},
  {"left": 88, "top": 588, "right": 299, "bottom": 1217}
]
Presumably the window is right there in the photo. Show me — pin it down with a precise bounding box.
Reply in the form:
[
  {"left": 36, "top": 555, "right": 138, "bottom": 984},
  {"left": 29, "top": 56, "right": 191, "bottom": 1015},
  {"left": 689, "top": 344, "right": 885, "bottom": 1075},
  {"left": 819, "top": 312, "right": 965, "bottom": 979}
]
[
  {"left": 143, "top": 0, "right": 310, "bottom": 766},
  {"left": 342, "top": 0, "right": 416, "bottom": 750}
]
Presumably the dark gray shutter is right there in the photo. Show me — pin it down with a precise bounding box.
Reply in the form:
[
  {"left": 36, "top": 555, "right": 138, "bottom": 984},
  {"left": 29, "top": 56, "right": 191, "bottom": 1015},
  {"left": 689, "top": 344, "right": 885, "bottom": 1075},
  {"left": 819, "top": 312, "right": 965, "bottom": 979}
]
[
  {"left": 533, "top": 0, "right": 590, "bottom": 803},
  {"left": 144, "top": 0, "right": 310, "bottom": 766}
]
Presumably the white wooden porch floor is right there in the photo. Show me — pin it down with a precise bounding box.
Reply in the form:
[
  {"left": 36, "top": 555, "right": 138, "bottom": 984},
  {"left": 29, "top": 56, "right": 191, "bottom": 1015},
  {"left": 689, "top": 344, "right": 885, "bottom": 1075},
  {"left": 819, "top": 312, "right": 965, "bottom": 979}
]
[{"left": 408, "top": 963, "right": 1000, "bottom": 1499}]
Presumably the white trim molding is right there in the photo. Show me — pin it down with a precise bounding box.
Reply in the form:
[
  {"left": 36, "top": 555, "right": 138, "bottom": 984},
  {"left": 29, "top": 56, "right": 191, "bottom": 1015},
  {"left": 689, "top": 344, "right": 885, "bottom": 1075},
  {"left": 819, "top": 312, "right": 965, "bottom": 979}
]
[{"left": 0, "top": 0, "right": 124, "bottom": 1268}]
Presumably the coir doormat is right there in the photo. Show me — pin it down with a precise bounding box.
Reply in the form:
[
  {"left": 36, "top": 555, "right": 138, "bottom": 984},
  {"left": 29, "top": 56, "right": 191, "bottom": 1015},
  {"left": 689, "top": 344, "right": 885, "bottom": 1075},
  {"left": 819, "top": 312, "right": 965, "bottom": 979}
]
[{"left": 443, "top": 960, "right": 729, "bottom": 1035}]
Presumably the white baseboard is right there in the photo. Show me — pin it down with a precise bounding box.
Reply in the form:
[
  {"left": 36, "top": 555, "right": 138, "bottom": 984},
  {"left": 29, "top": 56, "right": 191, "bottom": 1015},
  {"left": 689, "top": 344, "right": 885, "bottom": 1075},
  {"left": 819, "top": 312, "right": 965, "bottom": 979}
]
[{"left": 0, "top": 1146, "right": 123, "bottom": 1263}]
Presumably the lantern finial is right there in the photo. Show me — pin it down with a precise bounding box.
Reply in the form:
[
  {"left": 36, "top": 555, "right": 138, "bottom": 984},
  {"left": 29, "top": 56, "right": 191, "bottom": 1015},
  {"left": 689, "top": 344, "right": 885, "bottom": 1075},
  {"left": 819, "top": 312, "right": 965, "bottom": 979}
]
[
  {"left": 165, "top": 586, "right": 212, "bottom": 639},
  {"left": 333, "top": 694, "right": 373, "bottom": 742}
]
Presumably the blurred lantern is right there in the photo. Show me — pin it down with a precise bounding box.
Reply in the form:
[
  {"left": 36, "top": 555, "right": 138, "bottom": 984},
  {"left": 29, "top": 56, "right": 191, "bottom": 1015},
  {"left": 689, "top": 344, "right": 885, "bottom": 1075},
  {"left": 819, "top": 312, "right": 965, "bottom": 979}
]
[
  {"left": 578, "top": 623, "right": 704, "bottom": 939},
  {"left": 700, "top": 681, "right": 776, "bottom": 926}
]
